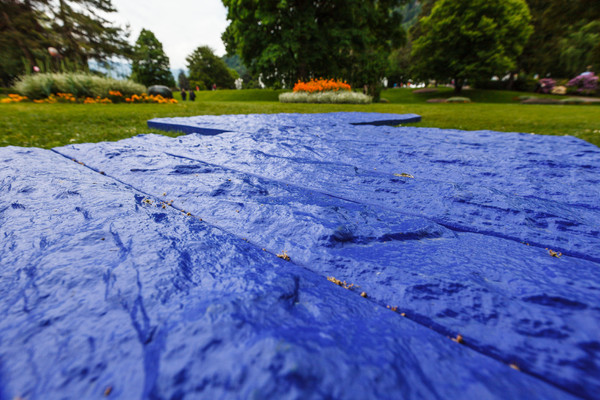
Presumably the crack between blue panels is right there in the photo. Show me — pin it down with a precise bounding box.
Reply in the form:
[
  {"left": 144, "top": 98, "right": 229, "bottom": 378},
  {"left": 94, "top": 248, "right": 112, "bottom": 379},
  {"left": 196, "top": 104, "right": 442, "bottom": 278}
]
[{"left": 162, "top": 151, "right": 600, "bottom": 265}]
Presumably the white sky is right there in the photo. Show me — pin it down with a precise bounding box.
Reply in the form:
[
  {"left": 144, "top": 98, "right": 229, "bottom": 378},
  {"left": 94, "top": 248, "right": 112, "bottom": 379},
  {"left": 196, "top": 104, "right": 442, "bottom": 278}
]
[{"left": 108, "top": 0, "right": 229, "bottom": 70}]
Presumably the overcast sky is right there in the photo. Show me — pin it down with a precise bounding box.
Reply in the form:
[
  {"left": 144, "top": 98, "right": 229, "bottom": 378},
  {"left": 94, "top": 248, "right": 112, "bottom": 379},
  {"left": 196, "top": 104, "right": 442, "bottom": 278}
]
[{"left": 109, "top": 0, "right": 229, "bottom": 70}]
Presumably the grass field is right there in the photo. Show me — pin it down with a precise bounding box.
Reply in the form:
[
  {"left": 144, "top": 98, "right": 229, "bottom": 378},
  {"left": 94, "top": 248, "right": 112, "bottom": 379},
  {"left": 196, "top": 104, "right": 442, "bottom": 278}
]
[{"left": 1, "top": 88, "right": 599, "bottom": 148}]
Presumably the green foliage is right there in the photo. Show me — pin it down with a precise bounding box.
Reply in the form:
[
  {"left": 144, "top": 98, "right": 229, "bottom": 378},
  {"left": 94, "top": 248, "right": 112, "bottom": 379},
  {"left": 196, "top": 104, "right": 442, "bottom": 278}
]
[
  {"left": 559, "top": 21, "right": 600, "bottom": 77},
  {"left": 221, "top": 0, "right": 405, "bottom": 89},
  {"left": 474, "top": 75, "right": 538, "bottom": 92},
  {"left": 186, "top": 46, "right": 235, "bottom": 89},
  {"left": 189, "top": 80, "right": 207, "bottom": 91},
  {"left": 279, "top": 91, "right": 372, "bottom": 104},
  {"left": 223, "top": 54, "right": 252, "bottom": 82},
  {"left": 387, "top": 45, "right": 413, "bottom": 87},
  {"left": 520, "top": 0, "right": 600, "bottom": 77},
  {"left": 51, "top": 0, "right": 131, "bottom": 64},
  {"left": 0, "top": 0, "right": 131, "bottom": 86},
  {"left": 131, "top": 29, "right": 175, "bottom": 87},
  {"left": 178, "top": 71, "right": 190, "bottom": 90},
  {"left": 398, "top": 0, "right": 422, "bottom": 29},
  {"left": 13, "top": 72, "right": 145, "bottom": 99},
  {"left": 411, "top": 0, "right": 533, "bottom": 92},
  {"left": 0, "top": 1, "right": 52, "bottom": 86}
]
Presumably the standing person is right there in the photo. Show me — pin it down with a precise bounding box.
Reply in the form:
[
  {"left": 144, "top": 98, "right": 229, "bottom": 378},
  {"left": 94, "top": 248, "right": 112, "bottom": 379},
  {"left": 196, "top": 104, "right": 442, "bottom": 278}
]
[
  {"left": 189, "top": 89, "right": 196, "bottom": 102},
  {"left": 212, "top": 83, "right": 217, "bottom": 91},
  {"left": 180, "top": 88, "right": 187, "bottom": 101}
]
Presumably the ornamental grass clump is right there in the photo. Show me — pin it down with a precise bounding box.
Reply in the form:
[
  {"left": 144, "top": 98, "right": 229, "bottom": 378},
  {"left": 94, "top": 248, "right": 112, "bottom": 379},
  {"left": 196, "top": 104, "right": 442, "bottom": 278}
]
[
  {"left": 13, "top": 72, "right": 145, "bottom": 100},
  {"left": 446, "top": 97, "right": 471, "bottom": 103},
  {"left": 279, "top": 78, "right": 371, "bottom": 104}
]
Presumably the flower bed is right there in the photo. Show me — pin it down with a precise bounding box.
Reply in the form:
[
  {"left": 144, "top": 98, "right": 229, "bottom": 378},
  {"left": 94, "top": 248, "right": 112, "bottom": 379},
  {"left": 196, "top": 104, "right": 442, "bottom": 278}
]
[
  {"left": 2, "top": 91, "right": 177, "bottom": 104},
  {"left": 293, "top": 78, "right": 351, "bottom": 93},
  {"left": 280, "top": 78, "right": 371, "bottom": 104},
  {"left": 0, "top": 94, "right": 28, "bottom": 103},
  {"left": 567, "top": 72, "right": 598, "bottom": 95}
]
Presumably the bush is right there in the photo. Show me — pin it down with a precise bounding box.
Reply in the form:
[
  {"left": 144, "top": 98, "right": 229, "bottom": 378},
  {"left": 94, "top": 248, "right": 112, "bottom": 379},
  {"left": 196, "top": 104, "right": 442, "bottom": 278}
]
[
  {"left": 189, "top": 80, "right": 207, "bottom": 91},
  {"left": 560, "top": 97, "right": 599, "bottom": 105},
  {"left": 13, "top": 73, "right": 145, "bottom": 99},
  {"left": 279, "top": 91, "right": 372, "bottom": 104},
  {"left": 474, "top": 76, "right": 538, "bottom": 92},
  {"left": 513, "top": 77, "right": 539, "bottom": 92},
  {"left": 521, "top": 98, "right": 561, "bottom": 104},
  {"left": 446, "top": 97, "right": 471, "bottom": 103},
  {"left": 567, "top": 72, "right": 598, "bottom": 95},
  {"left": 538, "top": 78, "right": 556, "bottom": 94},
  {"left": 473, "top": 80, "right": 507, "bottom": 90}
]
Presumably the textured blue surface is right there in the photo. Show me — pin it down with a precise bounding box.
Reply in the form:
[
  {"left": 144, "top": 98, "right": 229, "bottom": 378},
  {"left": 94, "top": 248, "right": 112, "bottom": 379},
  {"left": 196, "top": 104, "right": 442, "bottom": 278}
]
[{"left": 1, "top": 112, "right": 598, "bottom": 399}]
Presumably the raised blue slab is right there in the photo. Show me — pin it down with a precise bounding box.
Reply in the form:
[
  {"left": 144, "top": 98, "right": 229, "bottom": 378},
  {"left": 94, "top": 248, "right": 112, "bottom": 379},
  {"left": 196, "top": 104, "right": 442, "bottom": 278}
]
[
  {"left": 1, "top": 112, "right": 598, "bottom": 399},
  {"left": 147, "top": 111, "right": 422, "bottom": 135}
]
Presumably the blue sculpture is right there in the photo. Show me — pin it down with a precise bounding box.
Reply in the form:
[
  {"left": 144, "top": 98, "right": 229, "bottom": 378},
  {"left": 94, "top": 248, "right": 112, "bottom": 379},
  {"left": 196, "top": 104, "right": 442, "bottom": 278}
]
[{"left": 0, "top": 112, "right": 597, "bottom": 399}]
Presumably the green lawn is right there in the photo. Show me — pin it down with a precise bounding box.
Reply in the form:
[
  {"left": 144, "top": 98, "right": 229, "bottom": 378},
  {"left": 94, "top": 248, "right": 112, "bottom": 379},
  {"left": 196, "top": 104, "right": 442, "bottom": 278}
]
[{"left": 1, "top": 88, "right": 599, "bottom": 149}]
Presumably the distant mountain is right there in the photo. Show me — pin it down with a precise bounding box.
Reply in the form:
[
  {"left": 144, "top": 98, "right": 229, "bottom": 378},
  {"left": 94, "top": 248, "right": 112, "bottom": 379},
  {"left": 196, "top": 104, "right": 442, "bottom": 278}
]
[
  {"left": 399, "top": 0, "right": 422, "bottom": 29},
  {"left": 88, "top": 60, "right": 131, "bottom": 79}
]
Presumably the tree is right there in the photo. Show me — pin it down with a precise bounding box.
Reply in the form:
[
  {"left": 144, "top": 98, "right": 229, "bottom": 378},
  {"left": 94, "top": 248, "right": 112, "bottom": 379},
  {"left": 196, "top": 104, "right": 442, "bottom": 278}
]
[
  {"left": 186, "top": 45, "right": 235, "bottom": 89},
  {"left": 49, "top": 0, "right": 131, "bottom": 66},
  {"left": 411, "top": 0, "right": 532, "bottom": 93},
  {"left": 558, "top": 21, "right": 600, "bottom": 77},
  {"left": 177, "top": 70, "right": 189, "bottom": 90},
  {"left": 221, "top": 0, "right": 405, "bottom": 90},
  {"left": 0, "top": 0, "right": 50, "bottom": 85},
  {"left": 520, "top": 0, "right": 600, "bottom": 77},
  {"left": 0, "top": 0, "right": 131, "bottom": 86},
  {"left": 131, "top": 29, "right": 175, "bottom": 87}
]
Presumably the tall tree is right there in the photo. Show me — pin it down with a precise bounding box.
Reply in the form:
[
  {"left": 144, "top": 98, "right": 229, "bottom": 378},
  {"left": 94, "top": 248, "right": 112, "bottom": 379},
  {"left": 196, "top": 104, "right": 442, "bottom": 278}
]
[
  {"left": 0, "top": 0, "right": 131, "bottom": 86},
  {"left": 411, "top": 0, "right": 532, "bottom": 93},
  {"left": 558, "top": 21, "right": 600, "bottom": 76},
  {"left": 0, "top": 0, "right": 50, "bottom": 85},
  {"left": 131, "top": 29, "right": 175, "bottom": 87},
  {"left": 521, "top": 0, "right": 600, "bottom": 77},
  {"left": 177, "top": 70, "right": 189, "bottom": 90},
  {"left": 186, "top": 45, "right": 235, "bottom": 89},
  {"left": 221, "top": 0, "right": 405, "bottom": 90},
  {"left": 50, "top": 0, "right": 131, "bottom": 66}
]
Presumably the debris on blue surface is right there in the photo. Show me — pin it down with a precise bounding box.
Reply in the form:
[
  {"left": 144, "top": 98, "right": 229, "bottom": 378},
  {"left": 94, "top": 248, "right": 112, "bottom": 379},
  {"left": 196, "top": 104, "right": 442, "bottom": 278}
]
[{"left": 0, "top": 112, "right": 598, "bottom": 399}]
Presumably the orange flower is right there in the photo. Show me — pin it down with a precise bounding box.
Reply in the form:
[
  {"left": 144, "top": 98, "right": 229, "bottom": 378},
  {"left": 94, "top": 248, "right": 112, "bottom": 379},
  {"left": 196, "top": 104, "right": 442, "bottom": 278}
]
[
  {"left": 293, "top": 78, "right": 351, "bottom": 93},
  {"left": 2, "top": 94, "right": 28, "bottom": 103}
]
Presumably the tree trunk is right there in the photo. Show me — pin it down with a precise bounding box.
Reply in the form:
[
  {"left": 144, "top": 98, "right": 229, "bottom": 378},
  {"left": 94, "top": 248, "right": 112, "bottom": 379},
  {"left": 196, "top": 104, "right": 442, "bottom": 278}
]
[
  {"left": 454, "top": 78, "right": 463, "bottom": 94},
  {"left": 507, "top": 72, "right": 516, "bottom": 90}
]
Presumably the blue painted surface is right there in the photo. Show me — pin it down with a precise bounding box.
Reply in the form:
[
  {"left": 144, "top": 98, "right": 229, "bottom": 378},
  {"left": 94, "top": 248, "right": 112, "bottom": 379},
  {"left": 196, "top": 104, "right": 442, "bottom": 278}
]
[{"left": 0, "top": 112, "right": 598, "bottom": 399}]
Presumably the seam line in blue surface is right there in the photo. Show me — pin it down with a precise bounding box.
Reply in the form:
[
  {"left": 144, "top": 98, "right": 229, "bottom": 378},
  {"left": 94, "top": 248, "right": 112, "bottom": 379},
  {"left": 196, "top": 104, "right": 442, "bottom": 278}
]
[{"left": 161, "top": 151, "right": 599, "bottom": 265}]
